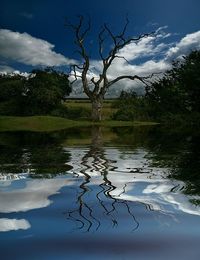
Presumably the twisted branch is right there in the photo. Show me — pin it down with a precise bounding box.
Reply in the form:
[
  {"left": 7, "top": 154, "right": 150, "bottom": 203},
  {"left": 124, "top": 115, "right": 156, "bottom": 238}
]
[{"left": 66, "top": 15, "right": 156, "bottom": 101}]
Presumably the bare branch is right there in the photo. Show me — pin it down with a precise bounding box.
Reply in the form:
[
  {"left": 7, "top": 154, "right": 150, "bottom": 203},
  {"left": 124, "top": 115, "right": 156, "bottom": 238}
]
[
  {"left": 69, "top": 65, "right": 80, "bottom": 84},
  {"left": 114, "top": 55, "right": 132, "bottom": 65},
  {"left": 91, "top": 77, "right": 96, "bottom": 84},
  {"left": 113, "top": 16, "right": 129, "bottom": 45},
  {"left": 104, "top": 23, "right": 117, "bottom": 45},
  {"left": 80, "top": 15, "right": 91, "bottom": 40},
  {"left": 98, "top": 27, "right": 106, "bottom": 60},
  {"left": 69, "top": 74, "right": 82, "bottom": 79},
  {"left": 65, "top": 15, "right": 157, "bottom": 120},
  {"left": 71, "top": 64, "right": 84, "bottom": 70},
  {"left": 118, "top": 16, "right": 129, "bottom": 40},
  {"left": 66, "top": 16, "right": 94, "bottom": 98},
  {"left": 122, "top": 32, "right": 154, "bottom": 46},
  {"left": 107, "top": 73, "right": 158, "bottom": 88},
  {"left": 99, "top": 18, "right": 155, "bottom": 80}
]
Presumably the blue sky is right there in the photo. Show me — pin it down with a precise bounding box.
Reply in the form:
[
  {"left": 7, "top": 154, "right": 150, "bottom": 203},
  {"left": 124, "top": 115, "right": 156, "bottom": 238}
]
[{"left": 1, "top": 0, "right": 200, "bottom": 95}]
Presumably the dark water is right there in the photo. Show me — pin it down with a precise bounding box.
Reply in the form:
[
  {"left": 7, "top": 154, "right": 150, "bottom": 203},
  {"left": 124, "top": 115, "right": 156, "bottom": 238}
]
[{"left": 0, "top": 126, "right": 200, "bottom": 260}]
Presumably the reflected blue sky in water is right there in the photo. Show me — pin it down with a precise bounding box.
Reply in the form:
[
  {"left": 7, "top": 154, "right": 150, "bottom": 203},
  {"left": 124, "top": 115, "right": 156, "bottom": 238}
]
[{"left": 0, "top": 128, "right": 200, "bottom": 259}]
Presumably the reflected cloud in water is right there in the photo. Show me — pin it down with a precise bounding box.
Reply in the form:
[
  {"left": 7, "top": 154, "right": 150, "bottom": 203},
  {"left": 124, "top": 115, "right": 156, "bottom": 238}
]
[
  {"left": 0, "top": 218, "right": 30, "bottom": 232},
  {"left": 0, "top": 178, "right": 75, "bottom": 213},
  {"left": 0, "top": 178, "right": 75, "bottom": 232},
  {"left": 67, "top": 145, "right": 200, "bottom": 228},
  {"left": 0, "top": 126, "right": 200, "bottom": 235}
]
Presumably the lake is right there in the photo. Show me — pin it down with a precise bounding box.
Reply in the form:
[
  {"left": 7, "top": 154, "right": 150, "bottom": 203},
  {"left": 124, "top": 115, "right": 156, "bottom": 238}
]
[{"left": 0, "top": 126, "right": 200, "bottom": 260}]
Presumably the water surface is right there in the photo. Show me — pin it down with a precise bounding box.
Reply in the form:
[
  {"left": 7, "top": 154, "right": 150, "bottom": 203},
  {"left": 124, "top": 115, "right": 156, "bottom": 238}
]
[{"left": 0, "top": 126, "right": 200, "bottom": 259}]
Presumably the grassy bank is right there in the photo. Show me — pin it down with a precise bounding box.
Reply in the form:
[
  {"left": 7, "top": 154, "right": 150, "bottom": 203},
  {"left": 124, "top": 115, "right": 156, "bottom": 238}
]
[
  {"left": 64, "top": 99, "right": 116, "bottom": 120},
  {"left": 0, "top": 116, "right": 90, "bottom": 132},
  {"left": 0, "top": 98, "right": 158, "bottom": 132},
  {"left": 0, "top": 116, "right": 158, "bottom": 132}
]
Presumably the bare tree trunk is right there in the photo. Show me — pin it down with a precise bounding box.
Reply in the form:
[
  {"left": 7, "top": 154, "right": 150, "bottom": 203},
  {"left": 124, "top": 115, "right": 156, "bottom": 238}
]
[
  {"left": 67, "top": 16, "right": 155, "bottom": 122},
  {"left": 91, "top": 98, "right": 103, "bottom": 121}
]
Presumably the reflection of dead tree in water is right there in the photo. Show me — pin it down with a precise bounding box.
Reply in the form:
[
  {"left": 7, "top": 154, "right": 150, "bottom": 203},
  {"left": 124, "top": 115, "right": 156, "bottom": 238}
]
[{"left": 66, "top": 126, "right": 139, "bottom": 232}]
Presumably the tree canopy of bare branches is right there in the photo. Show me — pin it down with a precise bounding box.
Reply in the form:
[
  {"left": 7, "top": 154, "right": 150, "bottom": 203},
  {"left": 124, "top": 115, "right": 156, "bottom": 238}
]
[{"left": 66, "top": 15, "right": 154, "bottom": 121}]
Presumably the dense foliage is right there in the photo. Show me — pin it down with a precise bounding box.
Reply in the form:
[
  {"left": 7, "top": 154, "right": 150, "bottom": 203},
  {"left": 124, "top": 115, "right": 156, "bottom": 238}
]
[
  {"left": 0, "top": 68, "right": 71, "bottom": 116},
  {"left": 113, "top": 50, "right": 200, "bottom": 124},
  {"left": 0, "top": 74, "right": 26, "bottom": 115},
  {"left": 112, "top": 90, "right": 150, "bottom": 121},
  {"left": 146, "top": 50, "right": 200, "bottom": 119}
]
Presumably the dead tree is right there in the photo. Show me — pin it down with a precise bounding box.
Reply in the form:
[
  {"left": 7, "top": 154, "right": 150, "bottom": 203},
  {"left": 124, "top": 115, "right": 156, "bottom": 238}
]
[{"left": 66, "top": 16, "right": 154, "bottom": 121}]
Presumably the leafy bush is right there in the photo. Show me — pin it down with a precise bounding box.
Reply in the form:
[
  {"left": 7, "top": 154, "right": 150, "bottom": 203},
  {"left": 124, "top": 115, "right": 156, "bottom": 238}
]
[
  {"left": 0, "top": 68, "right": 71, "bottom": 116},
  {"left": 146, "top": 50, "right": 200, "bottom": 118},
  {"left": 112, "top": 91, "right": 151, "bottom": 121}
]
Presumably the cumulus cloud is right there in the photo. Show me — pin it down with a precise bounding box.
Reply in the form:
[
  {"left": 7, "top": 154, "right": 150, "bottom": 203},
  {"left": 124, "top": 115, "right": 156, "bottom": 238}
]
[
  {"left": 0, "top": 29, "right": 75, "bottom": 67},
  {"left": 2, "top": 27, "right": 200, "bottom": 97},
  {"left": 107, "top": 59, "right": 169, "bottom": 79},
  {"left": 118, "top": 28, "right": 171, "bottom": 61},
  {"left": 70, "top": 28, "right": 173, "bottom": 97},
  {"left": 166, "top": 31, "right": 200, "bottom": 60},
  {"left": 94, "top": 29, "right": 200, "bottom": 96}
]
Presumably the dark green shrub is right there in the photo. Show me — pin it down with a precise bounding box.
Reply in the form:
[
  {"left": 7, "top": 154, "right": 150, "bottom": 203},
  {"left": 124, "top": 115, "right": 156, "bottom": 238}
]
[{"left": 51, "top": 105, "right": 90, "bottom": 119}]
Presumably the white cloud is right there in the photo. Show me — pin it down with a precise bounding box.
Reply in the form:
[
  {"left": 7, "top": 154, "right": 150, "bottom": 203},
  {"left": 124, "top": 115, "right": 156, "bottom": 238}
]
[
  {"left": 166, "top": 31, "right": 200, "bottom": 60},
  {"left": 118, "top": 36, "right": 155, "bottom": 60},
  {"left": 107, "top": 59, "right": 169, "bottom": 79},
  {"left": 92, "top": 30, "right": 200, "bottom": 96},
  {"left": 10, "top": 71, "right": 32, "bottom": 78},
  {"left": 0, "top": 218, "right": 31, "bottom": 232},
  {"left": 117, "top": 27, "right": 171, "bottom": 61},
  {"left": 2, "top": 27, "right": 200, "bottom": 97},
  {"left": 0, "top": 178, "right": 74, "bottom": 213},
  {"left": 0, "top": 67, "right": 32, "bottom": 77},
  {"left": 0, "top": 29, "right": 75, "bottom": 67},
  {"left": 70, "top": 30, "right": 172, "bottom": 97}
]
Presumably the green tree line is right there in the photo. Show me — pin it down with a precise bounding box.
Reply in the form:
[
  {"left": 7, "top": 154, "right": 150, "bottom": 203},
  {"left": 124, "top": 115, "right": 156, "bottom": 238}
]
[
  {"left": 0, "top": 68, "right": 71, "bottom": 116},
  {"left": 113, "top": 50, "right": 200, "bottom": 125}
]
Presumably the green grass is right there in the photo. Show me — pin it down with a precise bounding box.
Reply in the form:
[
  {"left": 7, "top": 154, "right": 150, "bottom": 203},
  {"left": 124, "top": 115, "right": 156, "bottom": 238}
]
[
  {"left": 0, "top": 99, "right": 158, "bottom": 131},
  {"left": 0, "top": 116, "right": 90, "bottom": 132},
  {"left": 0, "top": 116, "right": 158, "bottom": 132},
  {"left": 64, "top": 99, "right": 117, "bottom": 120}
]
